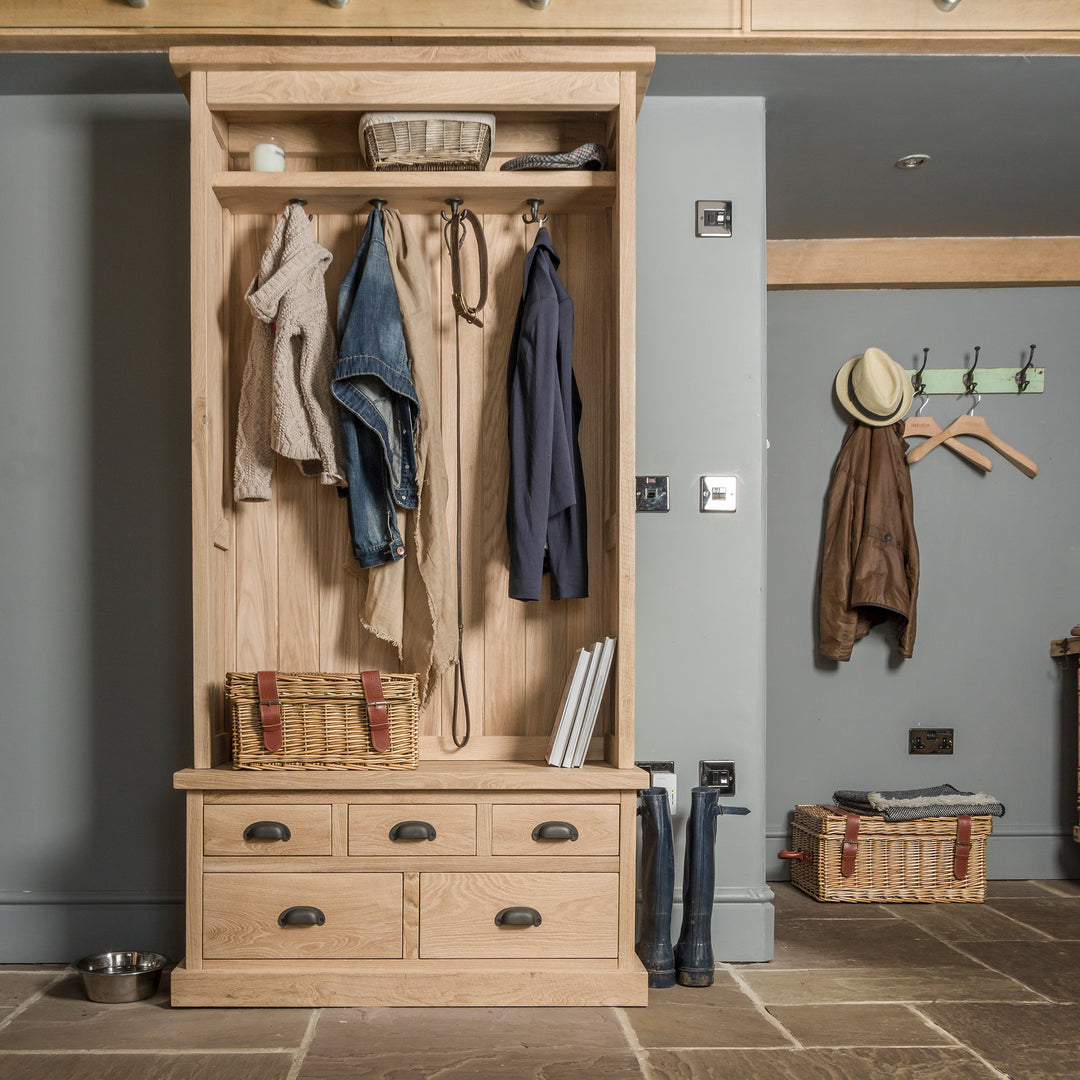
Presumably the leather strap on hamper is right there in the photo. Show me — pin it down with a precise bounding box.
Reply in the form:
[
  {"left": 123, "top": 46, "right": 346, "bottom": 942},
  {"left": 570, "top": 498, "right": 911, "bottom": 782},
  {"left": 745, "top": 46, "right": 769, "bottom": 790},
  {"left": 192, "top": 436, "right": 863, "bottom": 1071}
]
[
  {"left": 361, "top": 670, "right": 391, "bottom": 753},
  {"left": 256, "top": 670, "right": 282, "bottom": 752},
  {"left": 840, "top": 812, "right": 860, "bottom": 878},
  {"left": 953, "top": 814, "right": 972, "bottom": 879}
]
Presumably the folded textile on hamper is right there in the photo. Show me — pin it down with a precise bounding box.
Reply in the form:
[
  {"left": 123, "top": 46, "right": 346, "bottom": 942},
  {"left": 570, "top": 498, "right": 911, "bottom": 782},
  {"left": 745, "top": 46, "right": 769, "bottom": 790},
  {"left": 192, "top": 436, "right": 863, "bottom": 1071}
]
[{"left": 834, "top": 784, "right": 1005, "bottom": 821}]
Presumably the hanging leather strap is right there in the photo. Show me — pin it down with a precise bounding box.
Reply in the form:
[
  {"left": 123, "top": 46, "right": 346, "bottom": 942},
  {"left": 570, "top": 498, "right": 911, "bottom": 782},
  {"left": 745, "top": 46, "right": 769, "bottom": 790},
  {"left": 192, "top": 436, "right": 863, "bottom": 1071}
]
[
  {"left": 953, "top": 814, "right": 972, "bottom": 879},
  {"left": 256, "top": 670, "right": 282, "bottom": 752},
  {"left": 446, "top": 208, "right": 487, "bottom": 328},
  {"left": 441, "top": 202, "right": 489, "bottom": 749},
  {"left": 840, "top": 812, "right": 860, "bottom": 878},
  {"left": 361, "top": 670, "right": 391, "bottom": 753}
]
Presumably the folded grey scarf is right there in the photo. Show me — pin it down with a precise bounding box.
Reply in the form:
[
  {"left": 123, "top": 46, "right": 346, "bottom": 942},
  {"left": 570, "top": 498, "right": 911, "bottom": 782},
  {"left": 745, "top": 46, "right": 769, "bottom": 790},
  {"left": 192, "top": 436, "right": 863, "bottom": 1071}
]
[{"left": 833, "top": 784, "right": 1005, "bottom": 821}]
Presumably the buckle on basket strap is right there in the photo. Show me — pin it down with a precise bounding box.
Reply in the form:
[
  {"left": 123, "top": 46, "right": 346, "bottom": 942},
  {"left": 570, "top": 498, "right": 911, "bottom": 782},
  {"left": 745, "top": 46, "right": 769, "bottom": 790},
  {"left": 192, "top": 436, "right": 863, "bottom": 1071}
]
[
  {"left": 360, "top": 671, "right": 391, "bottom": 753},
  {"left": 255, "top": 670, "right": 283, "bottom": 753},
  {"left": 840, "top": 813, "right": 860, "bottom": 878},
  {"left": 953, "top": 814, "right": 972, "bottom": 879}
]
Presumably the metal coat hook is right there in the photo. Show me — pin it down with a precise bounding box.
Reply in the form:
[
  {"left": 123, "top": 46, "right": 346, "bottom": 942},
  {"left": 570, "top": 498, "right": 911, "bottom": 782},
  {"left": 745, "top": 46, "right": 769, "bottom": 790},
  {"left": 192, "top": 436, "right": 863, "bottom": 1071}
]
[
  {"left": 1016, "top": 344, "right": 1037, "bottom": 393},
  {"left": 522, "top": 198, "right": 549, "bottom": 225},
  {"left": 911, "top": 347, "right": 930, "bottom": 397},
  {"left": 441, "top": 197, "right": 464, "bottom": 223},
  {"left": 369, "top": 198, "right": 387, "bottom": 210},
  {"left": 288, "top": 197, "right": 312, "bottom": 221},
  {"left": 963, "top": 346, "right": 981, "bottom": 396}
]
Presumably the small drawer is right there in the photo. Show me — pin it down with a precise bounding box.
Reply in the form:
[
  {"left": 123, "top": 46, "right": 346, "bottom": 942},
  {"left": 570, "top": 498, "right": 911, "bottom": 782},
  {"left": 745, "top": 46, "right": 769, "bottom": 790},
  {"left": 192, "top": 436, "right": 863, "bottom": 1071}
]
[
  {"left": 419, "top": 872, "right": 619, "bottom": 959},
  {"left": 203, "top": 872, "right": 402, "bottom": 959},
  {"left": 204, "top": 804, "right": 332, "bottom": 856},
  {"left": 348, "top": 803, "right": 476, "bottom": 857},
  {"left": 491, "top": 803, "right": 619, "bottom": 856}
]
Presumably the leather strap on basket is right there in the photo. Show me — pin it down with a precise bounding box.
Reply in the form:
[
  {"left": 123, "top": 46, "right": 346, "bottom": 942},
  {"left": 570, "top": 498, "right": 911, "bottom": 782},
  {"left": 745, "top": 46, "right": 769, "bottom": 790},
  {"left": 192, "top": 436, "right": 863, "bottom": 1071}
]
[
  {"left": 361, "top": 670, "right": 391, "bottom": 753},
  {"left": 840, "top": 812, "right": 860, "bottom": 878},
  {"left": 256, "top": 670, "right": 282, "bottom": 753},
  {"left": 953, "top": 814, "right": 972, "bottom": 879}
]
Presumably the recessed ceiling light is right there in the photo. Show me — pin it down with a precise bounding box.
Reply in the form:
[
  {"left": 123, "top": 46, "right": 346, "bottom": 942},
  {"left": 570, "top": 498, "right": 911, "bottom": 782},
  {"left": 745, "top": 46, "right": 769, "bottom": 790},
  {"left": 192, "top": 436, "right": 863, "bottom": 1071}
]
[{"left": 895, "top": 153, "right": 931, "bottom": 170}]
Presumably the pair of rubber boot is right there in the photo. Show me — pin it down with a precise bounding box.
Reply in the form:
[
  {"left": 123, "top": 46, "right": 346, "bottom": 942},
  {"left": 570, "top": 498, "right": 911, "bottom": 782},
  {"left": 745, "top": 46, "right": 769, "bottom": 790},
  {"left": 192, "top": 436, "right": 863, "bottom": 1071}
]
[{"left": 635, "top": 785, "right": 721, "bottom": 988}]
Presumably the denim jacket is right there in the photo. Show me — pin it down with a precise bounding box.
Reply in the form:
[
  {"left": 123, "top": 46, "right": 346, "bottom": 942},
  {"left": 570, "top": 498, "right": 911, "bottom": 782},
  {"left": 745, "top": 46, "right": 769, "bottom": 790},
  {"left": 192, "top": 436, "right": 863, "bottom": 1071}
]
[{"left": 332, "top": 207, "right": 419, "bottom": 569}]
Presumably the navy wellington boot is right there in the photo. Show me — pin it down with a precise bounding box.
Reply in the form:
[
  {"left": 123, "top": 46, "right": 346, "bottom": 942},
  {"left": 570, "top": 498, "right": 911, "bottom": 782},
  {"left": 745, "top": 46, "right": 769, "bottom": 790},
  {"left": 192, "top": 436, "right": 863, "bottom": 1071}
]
[
  {"left": 673, "top": 785, "right": 721, "bottom": 987},
  {"left": 635, "top": 787, "right": 676, "bottom": 989}
]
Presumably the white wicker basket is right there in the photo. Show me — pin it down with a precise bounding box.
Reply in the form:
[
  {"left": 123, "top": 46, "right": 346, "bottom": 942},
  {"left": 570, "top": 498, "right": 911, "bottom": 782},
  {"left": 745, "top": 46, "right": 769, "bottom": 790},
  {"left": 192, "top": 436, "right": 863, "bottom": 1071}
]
[{"left": 360, "top": 112, "right": 495, "bottom": 172}]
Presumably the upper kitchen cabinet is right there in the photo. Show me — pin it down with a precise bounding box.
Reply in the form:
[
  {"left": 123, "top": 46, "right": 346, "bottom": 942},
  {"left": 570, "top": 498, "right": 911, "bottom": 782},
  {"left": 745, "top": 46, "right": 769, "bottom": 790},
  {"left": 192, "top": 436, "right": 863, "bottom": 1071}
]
[{"left": 751, "top": 0, "right": 1080, "bottom": 33}]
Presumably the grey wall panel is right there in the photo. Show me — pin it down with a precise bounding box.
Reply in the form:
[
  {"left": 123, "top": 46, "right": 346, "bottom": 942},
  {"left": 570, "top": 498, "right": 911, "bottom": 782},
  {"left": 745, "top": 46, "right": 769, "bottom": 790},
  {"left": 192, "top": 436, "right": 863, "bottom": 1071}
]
[
  {"left": 766, "top": 288, "right": 1080, "bottom": 881},
  {"left": 636, "top": 96, "right": 772, "bottom": 961}
]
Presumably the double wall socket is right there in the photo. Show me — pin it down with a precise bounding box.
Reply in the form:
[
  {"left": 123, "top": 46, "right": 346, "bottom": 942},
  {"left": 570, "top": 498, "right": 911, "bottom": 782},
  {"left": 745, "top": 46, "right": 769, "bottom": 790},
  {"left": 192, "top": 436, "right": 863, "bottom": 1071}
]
[
  {"left": 636, "top": 760, "right": 677, "bottom": 814},
  {"left": 909, "top": 728, "right": 954, "bottom": 754}
]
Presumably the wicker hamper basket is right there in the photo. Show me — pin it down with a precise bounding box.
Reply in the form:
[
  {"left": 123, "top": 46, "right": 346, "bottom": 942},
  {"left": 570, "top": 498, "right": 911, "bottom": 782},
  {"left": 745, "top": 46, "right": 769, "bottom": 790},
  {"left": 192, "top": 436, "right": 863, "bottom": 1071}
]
[
  {"left": 779, "top": 803, "right": 993, "bottom": 903},
  {"left": 226, "top": 671, "right": 419, "bottom": 771},
  {"left": 360, "top": 112, "right": 494, "bottom": 171}
]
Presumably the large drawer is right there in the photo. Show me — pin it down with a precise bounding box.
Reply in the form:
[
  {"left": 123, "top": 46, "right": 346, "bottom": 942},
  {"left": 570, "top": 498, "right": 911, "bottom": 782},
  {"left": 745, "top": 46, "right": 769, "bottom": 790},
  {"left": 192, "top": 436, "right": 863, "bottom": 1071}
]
[
  {"left": 419, "top": 872, "right": 619, "bottom": 959},
  {"left": 491, "top": 803, "right": 620, "bottom": 856},
  {"left": 349, "top": 803, "right": 476, "bottom": 857},
  {"left": 203, "top": 873, "right": 402, "bottom": 959},
  {"left": 752, "top": 0, "right": 1080, "bottom": 32},
  {"left": 203, "top": 803, "right": 332, "bottom": 856}
]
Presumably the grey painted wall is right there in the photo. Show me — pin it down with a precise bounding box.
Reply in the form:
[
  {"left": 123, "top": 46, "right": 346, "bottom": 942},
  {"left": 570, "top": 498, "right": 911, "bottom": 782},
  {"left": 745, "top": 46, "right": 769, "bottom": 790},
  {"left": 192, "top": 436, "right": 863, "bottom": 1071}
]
[
  {"left": 766, "top": 289, "right": 1080, "bottom": 881},
  {"left": 635, "top": 96, "right": 772, "bottom": 961},
  {"left": 0, "top": 92, "right": 192, "bottom": 961}
]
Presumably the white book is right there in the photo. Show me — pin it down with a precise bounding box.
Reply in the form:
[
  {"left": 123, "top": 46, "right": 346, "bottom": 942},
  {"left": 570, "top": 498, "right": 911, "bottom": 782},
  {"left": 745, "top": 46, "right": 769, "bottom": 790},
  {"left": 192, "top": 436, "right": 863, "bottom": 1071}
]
[
  {"left": 545, "top": 646, "right": 592, "bottom": 766},
  {"left": 567, "top": 636, "right": 617, "bottom": 768},
  {"left": 558, "top": 645, "right": 601, "bottom": 767}
]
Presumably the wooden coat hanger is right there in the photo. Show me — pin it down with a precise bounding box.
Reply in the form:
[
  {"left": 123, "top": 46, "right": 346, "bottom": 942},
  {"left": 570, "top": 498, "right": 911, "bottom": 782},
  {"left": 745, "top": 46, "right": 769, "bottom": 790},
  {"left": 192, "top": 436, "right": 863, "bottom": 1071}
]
[{"left": 906, "top": 348, "right": 1039, "bottom": 477}]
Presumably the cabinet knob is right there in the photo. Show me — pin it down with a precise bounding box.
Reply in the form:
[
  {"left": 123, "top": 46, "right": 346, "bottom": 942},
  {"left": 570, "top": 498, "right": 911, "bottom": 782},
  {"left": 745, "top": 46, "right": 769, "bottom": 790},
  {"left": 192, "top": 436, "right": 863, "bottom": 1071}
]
[
  {"left": 389, "top": 820, "right": 437, "bottom": 841},
  {"left": 531, "top": 820, "right": 579, "bottom": 842},
  {"left": 494, "top": 906, "right": 542, "bottom": 927},
  {"left": 326, "top": 0, "right": 350, "bottom": 7},
  {"left": 933, "top": 0, "right": 964, "bottom": 9},
  {"left": 127, "top": 0, "right": 149, "bottom": 7},
  {"left": 530, "top": 0, "right": 551, "bottom": 8},
  {"left": 277, "top": 906, "right": 326, "bottom": 927},
  {"left": 243, "top": 820, "right": 292, "bottom": 842}
]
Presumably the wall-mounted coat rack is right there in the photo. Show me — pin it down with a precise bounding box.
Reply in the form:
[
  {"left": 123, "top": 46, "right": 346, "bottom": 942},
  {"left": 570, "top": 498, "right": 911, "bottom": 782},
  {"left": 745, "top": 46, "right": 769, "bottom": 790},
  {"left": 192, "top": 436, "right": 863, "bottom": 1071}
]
[{"left": 904, "top": 346, "right": 1043, "bottom": 394}]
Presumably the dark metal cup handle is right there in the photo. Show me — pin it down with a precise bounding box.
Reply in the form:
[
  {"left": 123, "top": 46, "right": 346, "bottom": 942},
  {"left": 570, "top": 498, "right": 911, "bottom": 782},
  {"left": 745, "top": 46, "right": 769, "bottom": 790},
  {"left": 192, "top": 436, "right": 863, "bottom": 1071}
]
[
  {"left": 243, "top": 821, "right": 292, "bottom": 842},
  {"left": 389, "top": 820, "right": 437, "bottom": 841},
  {"left": 494, "top": 906, "right": 542, "bottom": 927},
  {"left": 531, "top": 820, "right": 579, "bottom": 842},
  {"left": 277, "top": 906, "right": 325, "bottom": 927}
]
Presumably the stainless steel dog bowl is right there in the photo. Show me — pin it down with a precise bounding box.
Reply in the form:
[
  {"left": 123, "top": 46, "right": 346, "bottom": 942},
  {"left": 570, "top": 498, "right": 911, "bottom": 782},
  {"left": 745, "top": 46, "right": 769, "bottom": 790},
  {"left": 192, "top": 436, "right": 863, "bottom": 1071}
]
[{"left": 73, "top": 951, "right": 168, "bottom": 1003}]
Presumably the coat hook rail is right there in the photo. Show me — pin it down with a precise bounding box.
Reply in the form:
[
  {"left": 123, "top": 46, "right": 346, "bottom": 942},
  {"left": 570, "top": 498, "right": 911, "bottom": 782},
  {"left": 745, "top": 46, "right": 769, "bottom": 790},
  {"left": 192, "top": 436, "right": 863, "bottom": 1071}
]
[{"left": 905, "top": 349, "right": 1044, "bottom": 395}]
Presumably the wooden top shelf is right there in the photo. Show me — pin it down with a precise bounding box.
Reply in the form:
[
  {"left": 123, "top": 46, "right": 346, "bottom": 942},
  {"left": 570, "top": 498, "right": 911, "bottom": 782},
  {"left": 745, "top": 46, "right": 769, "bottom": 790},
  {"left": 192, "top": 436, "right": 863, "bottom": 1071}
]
[
  {"left": 175, "top": 761, "right": 650, "bottom": 792},
  {"left": 213, "top": 170, "right": 616, "bottom": 215}
]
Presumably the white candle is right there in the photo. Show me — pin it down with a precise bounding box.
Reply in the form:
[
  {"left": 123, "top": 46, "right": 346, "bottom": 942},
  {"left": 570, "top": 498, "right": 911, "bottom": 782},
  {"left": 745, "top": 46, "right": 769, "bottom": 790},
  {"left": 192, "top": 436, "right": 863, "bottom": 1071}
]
[{"left": 250, "top": 140, "right": 285, "bottom": 173}]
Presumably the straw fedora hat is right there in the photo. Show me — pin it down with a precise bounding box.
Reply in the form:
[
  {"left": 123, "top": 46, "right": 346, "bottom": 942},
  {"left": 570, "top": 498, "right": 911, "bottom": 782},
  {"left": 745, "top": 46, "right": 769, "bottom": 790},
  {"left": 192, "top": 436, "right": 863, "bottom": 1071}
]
[{"left": 835, "top": 347, "right": 913, "bottom": 426}]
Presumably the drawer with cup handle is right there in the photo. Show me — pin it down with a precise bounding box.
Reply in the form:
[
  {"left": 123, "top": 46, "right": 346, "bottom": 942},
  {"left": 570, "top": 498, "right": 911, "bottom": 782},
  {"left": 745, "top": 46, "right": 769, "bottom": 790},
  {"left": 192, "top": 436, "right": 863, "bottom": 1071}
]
[
  {"left": 491, "top": 803, "right": 620, "bottom": 856},
  {"left": 203, "top": 803, "right": 332, "bottom": 856},
  {"left": 348, "top": 803, "right": 477, "bottom": 856}
]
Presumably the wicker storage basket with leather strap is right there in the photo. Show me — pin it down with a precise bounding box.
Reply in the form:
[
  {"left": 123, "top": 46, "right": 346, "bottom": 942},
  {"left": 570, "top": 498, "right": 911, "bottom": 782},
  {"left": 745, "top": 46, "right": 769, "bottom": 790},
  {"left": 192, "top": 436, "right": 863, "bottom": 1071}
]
[
  {"left": 778, "top": 804, "right": 992, "bottom": 903},
  {"left": 226, "top": 671, "right": 419, "bottom": 770}
]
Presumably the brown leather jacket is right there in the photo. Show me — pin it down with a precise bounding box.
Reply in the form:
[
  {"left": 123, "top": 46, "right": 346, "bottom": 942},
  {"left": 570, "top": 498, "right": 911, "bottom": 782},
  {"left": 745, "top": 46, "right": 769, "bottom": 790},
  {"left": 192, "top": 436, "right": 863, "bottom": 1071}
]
[{"left": 818, "top": 421, "right": 919, "bottom": 661}]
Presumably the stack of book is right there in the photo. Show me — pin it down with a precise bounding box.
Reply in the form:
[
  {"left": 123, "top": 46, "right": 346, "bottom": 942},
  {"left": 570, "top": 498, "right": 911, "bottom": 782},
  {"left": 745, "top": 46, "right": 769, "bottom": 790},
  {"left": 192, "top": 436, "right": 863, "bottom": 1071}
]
[{"left": 545, "top": 637, "right": 617, "bottom": 767}]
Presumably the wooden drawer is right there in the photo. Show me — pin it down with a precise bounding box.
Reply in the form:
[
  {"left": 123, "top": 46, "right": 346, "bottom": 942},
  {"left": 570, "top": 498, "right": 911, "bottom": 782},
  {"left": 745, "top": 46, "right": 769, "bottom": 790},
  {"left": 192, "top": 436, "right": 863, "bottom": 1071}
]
[
  {"left": 204, "top": 873, "right": 402, "bottom": 959},
  {"left": 0, "top": 0, "right": 738, "bottom": 31},
  {"left": 203, "top": 804, "right": 332, "bottom": 856},
  {"left": 419, "top": 873, "right": 619, "bottom": 959},
  {"left": 752, "top": 0, "right": 1080, "bottom": 32},
  {"left": 348, "top": 803, "right": 477, "bottom": 857},
  {"left": 491, "top": 803, "right": 620, "bottom": 856}
]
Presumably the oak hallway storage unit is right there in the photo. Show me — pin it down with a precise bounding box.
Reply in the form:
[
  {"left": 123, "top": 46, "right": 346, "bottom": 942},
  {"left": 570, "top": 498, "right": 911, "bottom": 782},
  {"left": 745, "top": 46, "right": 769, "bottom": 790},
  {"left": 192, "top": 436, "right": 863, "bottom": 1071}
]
[{"left": 169, "top": 46, "right": 654, "bottom": 1007}]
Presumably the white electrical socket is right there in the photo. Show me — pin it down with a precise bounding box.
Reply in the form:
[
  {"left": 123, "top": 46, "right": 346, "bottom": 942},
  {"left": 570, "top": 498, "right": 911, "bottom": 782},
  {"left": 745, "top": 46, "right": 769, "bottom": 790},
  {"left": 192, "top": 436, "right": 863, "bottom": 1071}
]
[{"left": 651, "top": 770, "right": 677, "bottom": 815}]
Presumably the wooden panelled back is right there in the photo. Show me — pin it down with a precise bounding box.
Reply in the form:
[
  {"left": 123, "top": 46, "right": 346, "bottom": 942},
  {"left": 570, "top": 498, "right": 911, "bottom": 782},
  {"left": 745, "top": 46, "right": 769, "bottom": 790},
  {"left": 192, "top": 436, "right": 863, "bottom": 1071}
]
[{"left": 223, "top": 197, "right": 615, "bottom": 760}]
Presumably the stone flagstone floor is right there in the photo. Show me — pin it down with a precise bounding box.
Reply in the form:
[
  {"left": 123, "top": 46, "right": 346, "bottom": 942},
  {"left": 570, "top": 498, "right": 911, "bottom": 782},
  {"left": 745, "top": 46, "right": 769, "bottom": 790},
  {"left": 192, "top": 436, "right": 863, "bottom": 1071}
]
[{"left": 1, "top": 879, "right": 1078, "bottom": 1079}]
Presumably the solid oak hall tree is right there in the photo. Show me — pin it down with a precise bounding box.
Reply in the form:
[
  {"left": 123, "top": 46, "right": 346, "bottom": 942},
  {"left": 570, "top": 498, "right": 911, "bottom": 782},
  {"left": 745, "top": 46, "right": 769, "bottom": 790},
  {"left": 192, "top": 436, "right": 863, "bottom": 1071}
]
[{"left": 169, "top": 46, "right": 654, "bottom": 1007}]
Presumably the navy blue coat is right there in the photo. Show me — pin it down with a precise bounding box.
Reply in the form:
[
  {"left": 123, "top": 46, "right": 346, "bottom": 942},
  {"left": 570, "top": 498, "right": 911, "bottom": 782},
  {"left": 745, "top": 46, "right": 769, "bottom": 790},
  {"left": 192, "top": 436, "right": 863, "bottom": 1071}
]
[{"left": 506, "top": 228, "right": 588, "bottom": 602}]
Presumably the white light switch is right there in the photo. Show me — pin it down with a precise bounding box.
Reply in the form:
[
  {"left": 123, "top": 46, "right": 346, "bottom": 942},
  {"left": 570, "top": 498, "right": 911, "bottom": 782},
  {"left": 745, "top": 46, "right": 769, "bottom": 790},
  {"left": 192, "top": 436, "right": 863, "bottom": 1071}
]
[{"left": 701, "top": 475, "right": 737, "bottom": 513}]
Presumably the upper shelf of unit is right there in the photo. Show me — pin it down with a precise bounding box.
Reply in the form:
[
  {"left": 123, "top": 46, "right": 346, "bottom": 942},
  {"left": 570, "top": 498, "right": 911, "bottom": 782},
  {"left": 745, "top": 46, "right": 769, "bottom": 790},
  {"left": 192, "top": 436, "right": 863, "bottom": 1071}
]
[{"left": 212, "top": 169, "right": 618, "bottom": 215}]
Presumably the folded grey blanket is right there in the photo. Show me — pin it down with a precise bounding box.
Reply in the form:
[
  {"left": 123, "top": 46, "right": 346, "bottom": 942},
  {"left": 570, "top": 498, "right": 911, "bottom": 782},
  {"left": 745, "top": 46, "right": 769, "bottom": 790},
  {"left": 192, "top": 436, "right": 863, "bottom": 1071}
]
[{"left": 833, "top": 784, "right": 1005, "bottom": 821}]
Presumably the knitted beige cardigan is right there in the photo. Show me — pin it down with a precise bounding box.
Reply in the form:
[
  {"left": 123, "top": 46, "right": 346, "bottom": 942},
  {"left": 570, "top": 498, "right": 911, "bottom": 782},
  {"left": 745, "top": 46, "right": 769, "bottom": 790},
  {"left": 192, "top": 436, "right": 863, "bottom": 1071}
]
[{"left": 234, "top": 203, "right": 345, "bottom": 501}]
